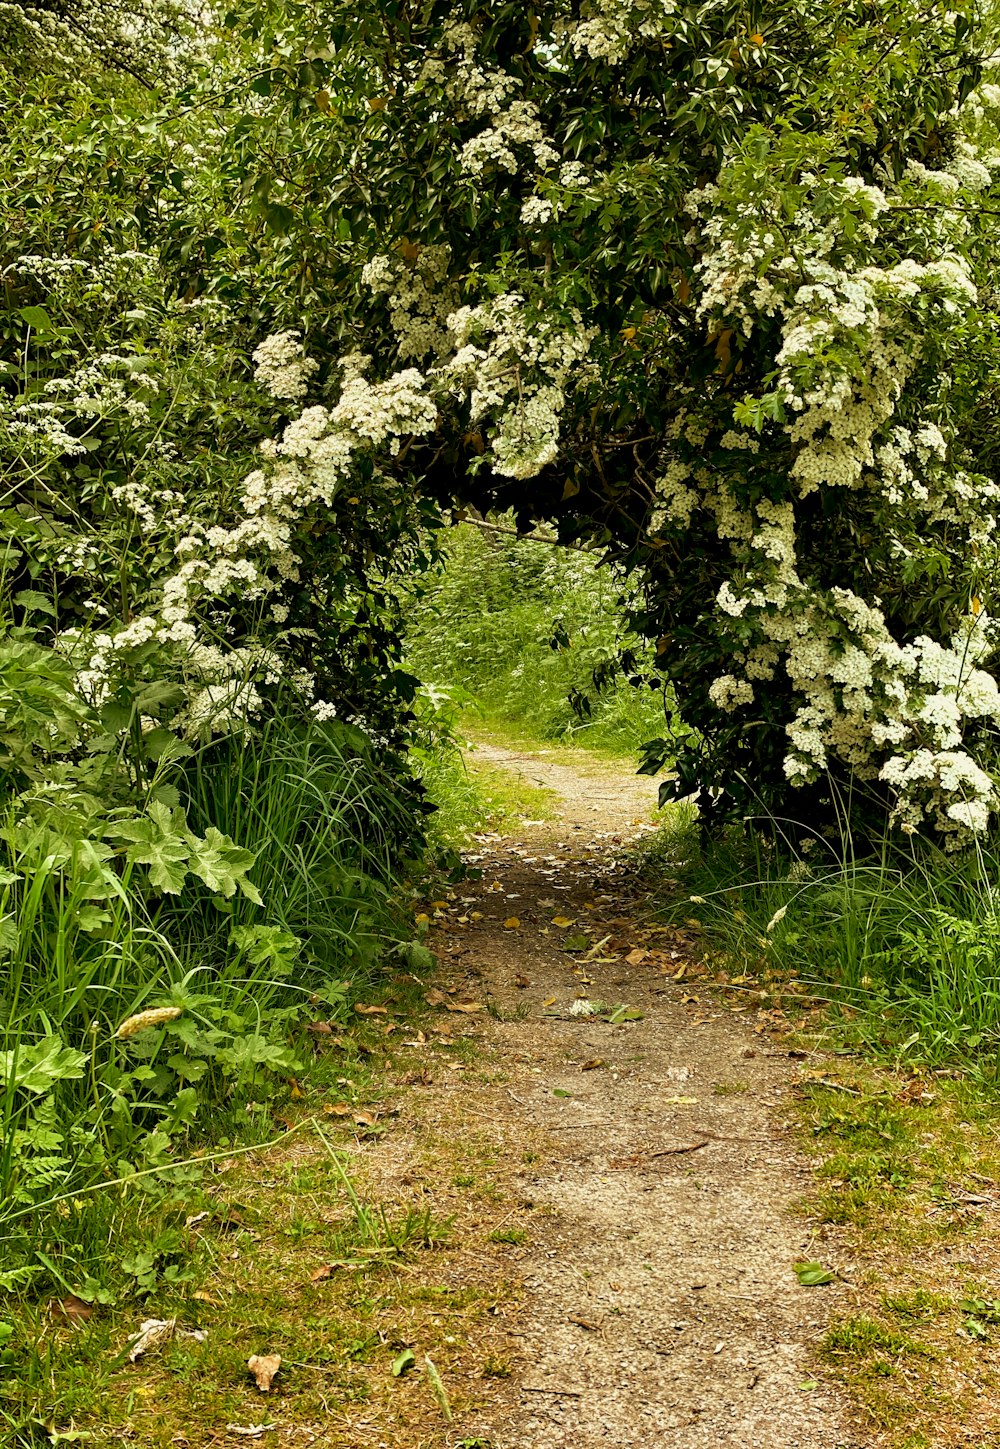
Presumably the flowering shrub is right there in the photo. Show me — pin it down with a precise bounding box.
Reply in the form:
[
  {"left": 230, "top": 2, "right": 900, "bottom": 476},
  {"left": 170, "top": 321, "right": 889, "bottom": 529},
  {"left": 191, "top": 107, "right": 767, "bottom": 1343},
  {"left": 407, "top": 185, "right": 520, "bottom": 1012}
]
[{"left": 223, "top": 0, "right": 1000, "bottom": 844}]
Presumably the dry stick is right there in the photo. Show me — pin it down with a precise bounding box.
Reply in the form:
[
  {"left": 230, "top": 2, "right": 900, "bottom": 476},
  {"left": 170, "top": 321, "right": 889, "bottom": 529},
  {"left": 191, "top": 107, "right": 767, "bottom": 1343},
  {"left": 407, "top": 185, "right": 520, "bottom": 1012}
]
[{"left": 521, "top": 1386, "right": 584, "bottom": 1397}]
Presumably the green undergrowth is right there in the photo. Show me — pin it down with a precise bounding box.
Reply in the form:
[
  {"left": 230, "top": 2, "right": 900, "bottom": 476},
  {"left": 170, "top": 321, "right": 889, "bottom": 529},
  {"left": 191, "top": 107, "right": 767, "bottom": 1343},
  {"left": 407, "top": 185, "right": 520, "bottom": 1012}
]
[
  {"left": 405, "top": 519, "right": 668, "bottom": 760},
  {"left": 0, "top": 998, "right": 530, "bottom": 1449},
  {"left": 0, "top": 716, "right": 428, "bottom": 1293},
  {"left": 644, "top": 807, "right": 1000, "bottom": 1087}
]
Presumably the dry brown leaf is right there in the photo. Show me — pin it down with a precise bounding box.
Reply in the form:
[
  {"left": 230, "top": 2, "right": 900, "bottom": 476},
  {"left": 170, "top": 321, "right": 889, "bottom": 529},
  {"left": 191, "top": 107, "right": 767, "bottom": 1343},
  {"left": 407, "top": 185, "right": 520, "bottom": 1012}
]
[
  {"left": 193, "top": 1290, "right": 223, "bottom": 1307},
  {"left": 625, "top": 948, "right": 647, "bottom": 966},
  {"left": 503, "top": 917, "right": 521, "bottom": 930},
  {"left": 248, "top": 1353, "right": 282, "bottom": 1392},
  {"left": 324, "top": 1102, "right": 352, "bottom": 1117},
  {"left": 580, "top": 1058, "right": 606, "bottom": 1072},
  {"left": 445, "top": 1000, "right": 483, "bottom": 1014},
  {"left": 309, "top": 1264, "right": 333, "bottom": 1283},
  {"left": 51, "top": 1294, "right": 93, "bottom": 1324},
  {"left": 354, "top": 1003, "right": 388, "bottom": 1016},
  {"left": 307, "top": 1020, "right": 334, "bottom": 1035},
  {"left": 353, "top": 1111, "right": 378, "bottom": 1127},
  {"left": 551, "top": 915, "right": 576, "bottom": 928},
  {"left": 423, "top": 989, "right": 446, "bottom": 1007}
]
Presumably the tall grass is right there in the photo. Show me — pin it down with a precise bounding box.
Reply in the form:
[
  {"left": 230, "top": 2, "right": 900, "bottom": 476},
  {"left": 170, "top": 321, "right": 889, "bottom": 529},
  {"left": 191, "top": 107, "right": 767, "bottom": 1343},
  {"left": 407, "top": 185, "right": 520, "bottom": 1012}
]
[
  {"left": 649, "top": 807, "right": 1000, "bottom": 1081},
  {"left": 0, "top": 716, "right": 418, "bottom": 1283}
]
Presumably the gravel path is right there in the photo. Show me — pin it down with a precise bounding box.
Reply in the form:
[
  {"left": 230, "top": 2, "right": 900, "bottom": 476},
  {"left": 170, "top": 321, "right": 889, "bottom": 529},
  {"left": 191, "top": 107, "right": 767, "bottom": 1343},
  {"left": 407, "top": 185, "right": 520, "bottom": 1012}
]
[{"left": 439, "top": 739, "right": 865, "bottom": 1448}]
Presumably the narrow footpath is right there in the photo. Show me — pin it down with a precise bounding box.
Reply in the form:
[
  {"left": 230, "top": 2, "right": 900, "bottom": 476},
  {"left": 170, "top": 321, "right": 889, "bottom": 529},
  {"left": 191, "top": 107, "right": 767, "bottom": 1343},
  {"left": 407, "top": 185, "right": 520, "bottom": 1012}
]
[{"left": 414, "top": 740, "right": 864, "bottom": 1449}]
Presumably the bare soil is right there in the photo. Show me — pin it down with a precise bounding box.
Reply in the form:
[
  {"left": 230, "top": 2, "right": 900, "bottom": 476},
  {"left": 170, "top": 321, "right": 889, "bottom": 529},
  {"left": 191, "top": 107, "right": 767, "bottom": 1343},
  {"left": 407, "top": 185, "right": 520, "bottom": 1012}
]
[{"left": 416, "top": 740, "right": 866, "bottom": 1448}]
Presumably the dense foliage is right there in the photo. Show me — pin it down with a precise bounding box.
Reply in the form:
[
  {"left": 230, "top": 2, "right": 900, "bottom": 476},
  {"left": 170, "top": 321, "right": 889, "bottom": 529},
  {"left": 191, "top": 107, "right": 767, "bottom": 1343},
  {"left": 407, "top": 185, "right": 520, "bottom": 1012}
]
[
  {"left": 217, "top": 0, "right": 1000, "bottom": 842},
  {"left": 406, "top": 519, "right": 667, "bottom": 752}
]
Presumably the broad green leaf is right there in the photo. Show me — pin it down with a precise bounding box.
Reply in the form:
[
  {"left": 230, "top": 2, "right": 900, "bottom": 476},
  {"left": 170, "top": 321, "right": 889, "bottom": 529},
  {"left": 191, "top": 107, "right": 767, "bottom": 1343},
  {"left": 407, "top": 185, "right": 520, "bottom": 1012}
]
[
  {"left": 0, "top": 1036, "right": 88, "bottom": 1094},
  {"left": 793, "top": 1261, "right": 836, "bottom": 1286}
]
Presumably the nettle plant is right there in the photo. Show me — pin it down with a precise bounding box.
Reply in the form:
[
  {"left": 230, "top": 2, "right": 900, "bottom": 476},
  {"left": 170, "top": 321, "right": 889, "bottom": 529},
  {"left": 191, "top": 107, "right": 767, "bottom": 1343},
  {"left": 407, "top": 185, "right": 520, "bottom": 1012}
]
[{"left": 215, "top": 0, "right": 1000, "bottom": 843}]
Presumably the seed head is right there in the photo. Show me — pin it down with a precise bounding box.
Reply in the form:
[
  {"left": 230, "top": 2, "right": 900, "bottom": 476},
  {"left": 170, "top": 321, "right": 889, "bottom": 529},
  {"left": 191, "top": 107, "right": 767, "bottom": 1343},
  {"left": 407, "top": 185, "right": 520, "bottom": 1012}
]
[{"left": 115, "top": 1006, "right": 182, "bottom": 1040}]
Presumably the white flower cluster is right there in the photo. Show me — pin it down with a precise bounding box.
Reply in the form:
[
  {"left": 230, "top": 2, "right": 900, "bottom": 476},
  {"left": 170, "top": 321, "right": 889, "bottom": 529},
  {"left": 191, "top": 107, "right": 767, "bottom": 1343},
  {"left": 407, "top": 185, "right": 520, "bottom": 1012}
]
[
  {"left": 252, "top": 331, "right": 319, "bottom": 402},
  {"left": 444, "top": 294, "right": 596, "bottom": 479},
  {"left": 362, "top": 246, "right": 458, "bottom": 360},
  {"left": 564, "top": 0, "right": 679, "bottom": 64},
  {"left": 681, "top": 136, "right": 1000, "bottom": 842}
]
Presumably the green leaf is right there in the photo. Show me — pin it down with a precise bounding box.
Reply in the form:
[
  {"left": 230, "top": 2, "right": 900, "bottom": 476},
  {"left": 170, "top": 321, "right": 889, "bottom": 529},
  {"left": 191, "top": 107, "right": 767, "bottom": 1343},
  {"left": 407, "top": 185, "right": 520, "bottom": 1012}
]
[
  {"left": 0, "top": 1036, "right": 88, "bottom": 1094},
  {"left": 19, "top": 305, "right": 53, "bottom": 333},
  {"left": 391, "top": 1348, "right": 415, "bottom": 1376},
  {"left": 403, "top": 940, "right": 436, "bottom": 972},
  {"left": 561, "top": 933, "right": 591, "bottom": 952},
  {"left": 793, "top": 1261, "right": 836, "bottom": 1286}
]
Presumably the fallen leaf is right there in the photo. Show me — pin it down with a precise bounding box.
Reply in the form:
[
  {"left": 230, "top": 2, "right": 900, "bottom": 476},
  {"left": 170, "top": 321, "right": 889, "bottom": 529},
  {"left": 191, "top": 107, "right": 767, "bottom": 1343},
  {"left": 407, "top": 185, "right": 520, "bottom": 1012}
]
[
  {"left": 793, "top": 1261, "right": 836, "bottom": 1286},
  {"left": 543, "top": 996, "right": 558, "bottom": 1007},
  {"left": 392, "top": 1347, "right": 416, "bottom": 1376},
  {"left": 288, "top": 1079, "right": 305, "bottom": 1099},
  {"left": 355, "top": 1003, "right": 388, "bottom": 1016},
  {"left": 562, "top": 933, "right": 591, "bottom": 951},
  {"left": 307, "top": 1021, "right": 334, "bottom": 1036},
  {"left": 226, "top": 1427, "right": 275, "bottom": 1440},
  {"left": 503, "top": 917, "right": 521, "bottom": 930},
  {"left": 445, "top": 1000, "right": 483, "bottom": 1013},
  {"left": 551, "top": 915, "right": 576, "bottom": 928},
  {"left": 602, "top": 1004, "right": 643, "bottom": 1023},
  {"left": 353, "top": 1111, "right": 378, "bottom": 1127},
  {"left": 580, "top": 1058, "right": 605, "bottom": 1071},
  {"left": 663, "top": 1095, "right": 699, "bottom": 1105},
  {"left": 126, "top": 1317, "right": 182, "bottom": 1361},
  {"left": 625, "top": 948, "right": 647, "bottom": 966},
  {"left": 193, "top": 1290, "right": 223, "bottom": 1307},
  {"left": 51, "top": 1295, "right": 93, "bottom": 1324},
  {"left": 248, "top": 1353, "right": 282, "bottom": 1392},
  {"left": 424, "top": 988, "right": 446, "bottom": 1007},
  {"left": 324, "top": 1102, "right": 352, "bottom": 1117},
  {"left": 568, "top": 1315, "right": 601, "bottom": 1331}
]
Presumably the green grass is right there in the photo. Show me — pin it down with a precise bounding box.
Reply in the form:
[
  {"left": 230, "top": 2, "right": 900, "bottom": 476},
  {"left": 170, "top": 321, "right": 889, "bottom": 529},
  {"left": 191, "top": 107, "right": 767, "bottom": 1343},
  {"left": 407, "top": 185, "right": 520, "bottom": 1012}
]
[
  {"left": 641, "top": 804, "right": 1000, "bottom": 1085},
  {"left": 414, "top": 742, "right": 558, "bottom": 852}
]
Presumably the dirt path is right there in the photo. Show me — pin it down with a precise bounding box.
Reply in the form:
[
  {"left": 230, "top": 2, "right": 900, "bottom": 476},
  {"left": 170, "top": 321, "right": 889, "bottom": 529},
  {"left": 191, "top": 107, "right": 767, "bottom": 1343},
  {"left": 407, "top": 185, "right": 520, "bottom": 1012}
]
[{"left": 421, "top": 740, "right": 864, "bottom": 1448}]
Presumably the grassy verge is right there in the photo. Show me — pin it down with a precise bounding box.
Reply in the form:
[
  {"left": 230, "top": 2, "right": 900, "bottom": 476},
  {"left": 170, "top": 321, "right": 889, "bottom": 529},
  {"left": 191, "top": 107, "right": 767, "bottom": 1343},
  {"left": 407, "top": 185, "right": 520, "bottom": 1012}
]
[
  {"left": 413, "top": 729, "right": 559, "bottom": 856},
  {"left": 0, "top": 977, "right": 542, "bottom": 1448},
  {"left": 637, "top": 811, "right": 1000, "bottom": 1448}
]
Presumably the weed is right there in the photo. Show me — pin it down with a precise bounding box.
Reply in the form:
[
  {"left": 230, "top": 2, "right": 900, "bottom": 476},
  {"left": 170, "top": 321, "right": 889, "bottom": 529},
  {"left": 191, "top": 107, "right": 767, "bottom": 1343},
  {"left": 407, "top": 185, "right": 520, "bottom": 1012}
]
[
  {"left": 488, "top": 1227, "right": 528, "bottom": 1246},
  {"left": 481, "top": 1355, "right": 513, "bottom": 1378}
]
